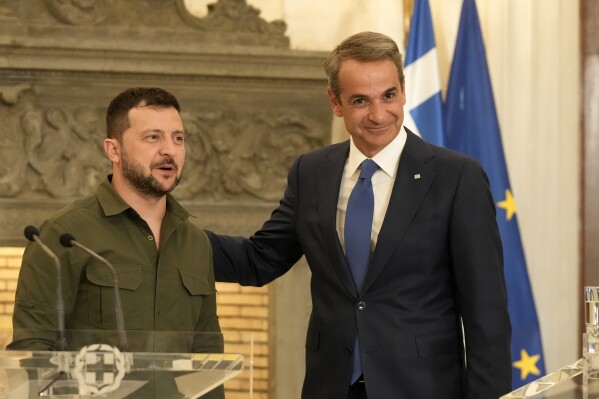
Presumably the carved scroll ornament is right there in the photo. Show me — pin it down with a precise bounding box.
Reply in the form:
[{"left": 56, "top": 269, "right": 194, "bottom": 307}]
[
  {"left": 176, "top": 0, "right": 286, "bottom": 36},
  {"left": 179, "top": 109, "right": 323, "bottom": 201},
  {"left": 39, "top": 0, "right": 287, "bottom": 41},
  {"left": 44, "top": 0, "right": 114, "bottom": 25}
]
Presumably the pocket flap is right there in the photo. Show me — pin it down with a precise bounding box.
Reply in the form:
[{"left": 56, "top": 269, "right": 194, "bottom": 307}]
[
  {"left": 179, "top": 269, "right": 214, "bottom": 295},
  {"left": 86, "top": 262, "right": 142, "bottom": 291}
]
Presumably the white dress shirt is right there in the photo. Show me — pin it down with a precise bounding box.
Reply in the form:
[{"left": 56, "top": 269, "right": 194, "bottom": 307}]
[{"left": 336, "top": 128, "right": 407, "bottom": 253}]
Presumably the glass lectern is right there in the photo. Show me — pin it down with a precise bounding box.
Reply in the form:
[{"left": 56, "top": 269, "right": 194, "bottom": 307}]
[
  {"left": 500, "top": 287, "right": 599, "bottom": 399},
  {"left": 0, "top": 329, "right": 249, "bottom": 398}
]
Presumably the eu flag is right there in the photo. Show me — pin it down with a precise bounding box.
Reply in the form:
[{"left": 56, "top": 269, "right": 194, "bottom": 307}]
[
  {"left": 404, "top": 0, "right": 444, "bottom": 146},
  {"left": 444, "top": 0, "right": 545, "bottom": 388}
]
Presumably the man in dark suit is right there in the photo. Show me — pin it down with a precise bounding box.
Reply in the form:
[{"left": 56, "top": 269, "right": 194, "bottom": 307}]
[{"left": 208, "top": 31, "right": 511, "bottom": 399}]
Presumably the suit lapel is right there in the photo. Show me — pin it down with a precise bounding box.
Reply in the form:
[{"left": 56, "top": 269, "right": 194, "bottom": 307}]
[
  {"left": 316, "top": 141, "right": 359, "bottom": 297},
  {"left": 362, "top": 130, "right": 437, "bottom": 293}
]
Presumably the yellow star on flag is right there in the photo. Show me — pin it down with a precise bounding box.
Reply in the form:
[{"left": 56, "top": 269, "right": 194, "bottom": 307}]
[
  {"left": 497, "top": 189, "right": 516, "bottom": 221},
  {"left": 513, "top": 349, "right": 541, "bottom": 380}
]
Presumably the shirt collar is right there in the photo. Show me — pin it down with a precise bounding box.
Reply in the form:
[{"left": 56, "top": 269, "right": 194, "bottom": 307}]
[
  {"left": 347, "top": 126, "right": 407, "bottom": 178},
  {"left": 96, "top": 175, "right": 190, "bottom": 220},
  {"left": 96, "top": 176, "right": 129, "bottom": 217}
]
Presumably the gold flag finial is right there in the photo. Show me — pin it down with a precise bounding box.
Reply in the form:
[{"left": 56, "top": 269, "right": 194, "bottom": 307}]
[{"left": 403, "top": 0, "right": 415, "bottom": 49}]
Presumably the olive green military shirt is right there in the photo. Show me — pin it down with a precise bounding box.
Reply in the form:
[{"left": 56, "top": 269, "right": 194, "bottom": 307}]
[{"left": 9, "top": 177, "right": 222, "bottom": 355}]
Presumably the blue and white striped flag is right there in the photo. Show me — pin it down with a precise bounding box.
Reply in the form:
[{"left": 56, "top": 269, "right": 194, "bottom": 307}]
[{"left": 404, "top": 0, "right": 445, "bottom": 146}]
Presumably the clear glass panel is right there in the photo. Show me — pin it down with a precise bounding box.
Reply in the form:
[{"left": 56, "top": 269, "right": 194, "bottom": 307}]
[
  {"left": 500, "top": 287, "right": 599, "bottom": 399},
  {"left": 0, "top": 328, "right": 252, "bottom": 398},
  {"left": 500, "top": 358, "right": 586, "bottom": 398}
]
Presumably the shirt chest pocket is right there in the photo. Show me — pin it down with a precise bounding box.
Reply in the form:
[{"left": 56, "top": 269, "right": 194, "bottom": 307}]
[
  {"left": 178, "top": 269, "right": 215, "bottom": 331},
  {"left": 86, "top": 263, "right": 143, "bottom": 330}
]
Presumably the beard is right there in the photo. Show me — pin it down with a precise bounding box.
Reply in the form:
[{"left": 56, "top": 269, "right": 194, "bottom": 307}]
[{"left": 121, "top": 150, "right": 181, "bottom": 198}]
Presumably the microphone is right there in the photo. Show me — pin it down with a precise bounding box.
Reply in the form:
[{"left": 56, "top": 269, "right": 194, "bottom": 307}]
[
  {"left": 23, "top": 225, "right": 67, "bottom": 351},
  {"left": 59, "top": 233, "right": 128, "bottom": 351}
]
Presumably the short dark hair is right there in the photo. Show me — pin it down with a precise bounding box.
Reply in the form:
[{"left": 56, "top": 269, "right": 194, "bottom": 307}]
[
  {"left": 324, "top": 31, "right": 405, "bottom": 99},
  {"left": 106, "top": 87, "right": 181, "bottom": 141}
]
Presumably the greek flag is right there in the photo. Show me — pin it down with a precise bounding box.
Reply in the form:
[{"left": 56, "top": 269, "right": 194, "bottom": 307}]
[{"left": 404, "top": 0, "right": 444, "bottom": 146}]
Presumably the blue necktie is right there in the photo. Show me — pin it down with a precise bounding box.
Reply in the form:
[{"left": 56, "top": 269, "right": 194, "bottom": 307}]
[{"left": 344, "top": 158, "right": 378, "bottom": 383}]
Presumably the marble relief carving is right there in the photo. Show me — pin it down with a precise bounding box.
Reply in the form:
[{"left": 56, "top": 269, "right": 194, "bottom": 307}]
[
  {"left": 44, "top": 0, "right": 114, "bottom": 25},
  {"left": 0, "top": 84, "right": 108, "bottom": 199},
  {"left": 176, "top": 0, "right": 287, "bottom": 36},
  {"left": 0, "top": 84, "right": 325, "bottom": 202},
  {"left": 40, "top": 0, "right": 287, "bottom": 41},
  {"left": 179, "top": 110, "right": 322, "bottom": 201}
]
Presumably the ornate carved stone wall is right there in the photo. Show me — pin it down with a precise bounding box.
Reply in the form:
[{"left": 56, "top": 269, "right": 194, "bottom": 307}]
[
  {"left": 0, "top": 0, "right": 331, "bottom": 244},
  {"left": 0, "top": 1, "right": 331, "bottom": 398}
]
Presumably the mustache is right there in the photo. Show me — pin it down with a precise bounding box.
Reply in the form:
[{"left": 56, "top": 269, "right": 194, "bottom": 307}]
[{"left": 152, "top": 157, "right": 179, "bottom": 170}]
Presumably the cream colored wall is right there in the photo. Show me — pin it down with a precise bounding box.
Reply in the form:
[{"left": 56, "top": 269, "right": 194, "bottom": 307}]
[
  {"left": 185, "top": 0, "right": 405, "bottom": 50},
  {"left": 187, "top": 0, "right": 581, "bottom": 376}
]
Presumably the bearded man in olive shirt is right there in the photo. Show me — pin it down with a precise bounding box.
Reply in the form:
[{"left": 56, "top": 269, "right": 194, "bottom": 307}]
[{"left": 9, "top": 88, "right": 223, "bottom": 392}]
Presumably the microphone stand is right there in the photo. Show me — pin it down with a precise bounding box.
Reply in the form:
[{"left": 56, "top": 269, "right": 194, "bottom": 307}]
[
  {"left": 23, "top": 226, "right": 67, "bottom": 351},
  {"left": 59, "top": 234, "right": 128, "bottom": 351},
  {"left": 23, "top": 226, "right": 69, "bottom": 396}
]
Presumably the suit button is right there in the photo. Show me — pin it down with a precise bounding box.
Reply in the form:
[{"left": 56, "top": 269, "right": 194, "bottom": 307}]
[
  {"left": 344, "top": 347, "right": 353, "bottom": 356},
  {"left": 357, "top": 301, "right": 366, "bottom": 311}
]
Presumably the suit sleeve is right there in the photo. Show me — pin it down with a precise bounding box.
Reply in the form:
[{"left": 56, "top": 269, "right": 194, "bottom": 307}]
[
  {"left": 449, "top": 158, "right": 512, "bottom": 398},
  {"left": 207, "top": 156, "right": 305, "bottom": 286}
]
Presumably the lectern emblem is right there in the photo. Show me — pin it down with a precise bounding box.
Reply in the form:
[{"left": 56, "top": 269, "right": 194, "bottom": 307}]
[{"left": 72, "top": 343, "right": 127, "bottom": 395}]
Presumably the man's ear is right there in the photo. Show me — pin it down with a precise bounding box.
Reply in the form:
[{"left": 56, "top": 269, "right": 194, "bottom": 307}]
[
  {"left": 104, "top": 138, "right": 120, "bottom": 163},
  {"left": 327, "top": 87, "right": 343, "bottom": 117}
]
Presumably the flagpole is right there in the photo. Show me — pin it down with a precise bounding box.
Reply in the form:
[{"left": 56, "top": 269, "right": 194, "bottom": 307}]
[{"left": 403, "top": 0, "right": 415, "bottom": 49}]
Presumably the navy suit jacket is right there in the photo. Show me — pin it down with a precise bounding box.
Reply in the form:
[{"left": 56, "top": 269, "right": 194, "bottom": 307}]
[{"left": 209, "top": 129, "right": 512, "bottom": 399}]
